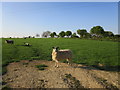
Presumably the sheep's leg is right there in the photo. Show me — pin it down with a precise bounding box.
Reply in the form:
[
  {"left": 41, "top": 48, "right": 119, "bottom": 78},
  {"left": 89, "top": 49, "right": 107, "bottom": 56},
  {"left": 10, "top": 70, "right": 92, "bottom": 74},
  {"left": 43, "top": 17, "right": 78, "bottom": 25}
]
[
  {"left": 67, "top": 59, "right": 72, "bottom": 65},
  {"left": 56, "top": 60, "right": 59, "bottom": 68},
  {"left": 55, "top": 61, "right": 57, "bottom": 67},
  {"left": 55, "top": 60, "right": 59, "bottom": 68},
  {"left": 66, "top": 59, "right": 70, "bottom": 65}
]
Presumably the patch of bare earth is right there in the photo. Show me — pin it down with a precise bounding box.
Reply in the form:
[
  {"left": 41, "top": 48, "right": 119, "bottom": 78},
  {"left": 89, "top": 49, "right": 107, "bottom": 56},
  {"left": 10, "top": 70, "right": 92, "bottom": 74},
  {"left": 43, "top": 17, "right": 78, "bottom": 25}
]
[{"left": 2, "top": 60, "right": 119, "bottom": 89}]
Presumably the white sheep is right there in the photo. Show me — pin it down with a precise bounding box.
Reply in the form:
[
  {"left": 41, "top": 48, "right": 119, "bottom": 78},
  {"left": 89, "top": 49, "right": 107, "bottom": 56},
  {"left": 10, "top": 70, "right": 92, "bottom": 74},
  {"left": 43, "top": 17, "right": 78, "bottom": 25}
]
[
  {"left": 24, "top": 42, "right": 30, "bottom": 46},
  {"left": 5, "top": 40, "right": 14, "bottom": 44},
  {"left": 52, "top": 47, "right": 72, "bottom": 67}
]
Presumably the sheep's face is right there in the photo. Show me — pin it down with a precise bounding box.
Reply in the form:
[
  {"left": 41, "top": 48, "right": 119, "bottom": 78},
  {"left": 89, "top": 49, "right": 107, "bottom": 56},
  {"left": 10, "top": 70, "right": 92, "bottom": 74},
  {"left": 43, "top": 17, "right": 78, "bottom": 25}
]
[{"left": 52, "top": 47, "right": 59, "bottom": 52}]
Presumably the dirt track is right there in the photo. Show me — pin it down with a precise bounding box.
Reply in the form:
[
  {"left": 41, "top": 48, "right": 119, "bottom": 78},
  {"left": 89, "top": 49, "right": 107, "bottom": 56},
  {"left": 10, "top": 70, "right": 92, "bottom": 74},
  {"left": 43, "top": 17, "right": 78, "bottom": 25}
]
[{"left": 2, "top": 60, "right": 119, "bottom": 89}]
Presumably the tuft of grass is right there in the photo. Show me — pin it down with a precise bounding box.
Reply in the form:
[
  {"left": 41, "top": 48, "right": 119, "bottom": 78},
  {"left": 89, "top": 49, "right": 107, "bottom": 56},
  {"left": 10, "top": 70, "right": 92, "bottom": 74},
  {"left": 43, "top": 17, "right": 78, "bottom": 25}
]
[
  {"left": 65, "top": 74, "right": 72, "bottom": 78},
  {"left": 30, "top": 57, "right": 41, "bottom": 60},
  {"left": 2, "top": 81, "right": 7, "bottom": 85},
  {"left": 13, "top": 59, "right": 20, "bottom": 62},
  {"left": 36, "top": 64, "right": 48, "bottom": 67},
  {"left": 28, "top": 59, "right": 33, "bottom": 62},
  {"left": 2, "top": 85, "right": 11, "bottom": 90},
  {"left": 61, "top": 60, "right": 68, "bottom": 63},
  {"left": 35, "top": 64, "right": 48, "bottom": 70},
  {"left": 2, "top": 67, "right": 7, "bottom": 75},
  {"left": 38, "top": 67, "right": 45, "bottom": 70},
  {"left": 22, "top": 62, "right": 29, "bottom": 65}
]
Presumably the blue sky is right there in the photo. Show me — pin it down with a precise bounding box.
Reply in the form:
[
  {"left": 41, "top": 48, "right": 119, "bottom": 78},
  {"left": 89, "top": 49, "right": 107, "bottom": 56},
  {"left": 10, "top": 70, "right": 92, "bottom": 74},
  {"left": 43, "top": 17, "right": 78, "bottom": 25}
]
[{"left": 2, "top": 2, "right": 118, "bottom": 37}]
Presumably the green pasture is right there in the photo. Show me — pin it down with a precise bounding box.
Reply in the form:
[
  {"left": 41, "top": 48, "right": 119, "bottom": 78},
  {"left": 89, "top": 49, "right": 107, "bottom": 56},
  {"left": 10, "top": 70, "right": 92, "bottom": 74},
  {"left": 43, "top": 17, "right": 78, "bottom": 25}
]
[{"left": 2, "top": 38, "right": 119, "bottom": 74}]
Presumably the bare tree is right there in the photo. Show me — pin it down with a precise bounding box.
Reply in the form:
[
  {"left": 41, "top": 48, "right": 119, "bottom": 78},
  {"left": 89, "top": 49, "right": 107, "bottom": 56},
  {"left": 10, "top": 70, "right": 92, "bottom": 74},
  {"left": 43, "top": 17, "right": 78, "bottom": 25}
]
[
  {"left": 36, "top": 34, "right": 40, "bottom": 38},
  {"left": 42, "top": 31, "right": 51, "bottom": 38}
]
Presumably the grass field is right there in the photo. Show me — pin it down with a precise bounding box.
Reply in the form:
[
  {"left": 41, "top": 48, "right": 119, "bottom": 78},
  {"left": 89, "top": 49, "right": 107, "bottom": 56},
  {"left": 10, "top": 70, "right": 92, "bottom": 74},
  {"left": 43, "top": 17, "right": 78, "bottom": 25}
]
[{"left": 2, "top": 38, "right": 120, "bottom": 74}]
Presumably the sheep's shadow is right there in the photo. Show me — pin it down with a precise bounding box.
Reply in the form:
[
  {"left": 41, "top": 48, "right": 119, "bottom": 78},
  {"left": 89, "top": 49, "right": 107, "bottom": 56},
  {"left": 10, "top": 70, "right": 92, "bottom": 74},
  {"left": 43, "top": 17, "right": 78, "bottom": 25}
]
[
  {"left": 61, "top": 62, "right": 98, "bottom": 70},
  {"left": 71, "top": 64, "right": 98, "bottom": 70},
  {"left": 72, "top": 64, "right": 120, "bottom": 72},
  {"left": 76, "top": 66, "right": 98, "bottom": 70},
  {"left": 16, "top": 45, "right": 32, "bottom": 47}
]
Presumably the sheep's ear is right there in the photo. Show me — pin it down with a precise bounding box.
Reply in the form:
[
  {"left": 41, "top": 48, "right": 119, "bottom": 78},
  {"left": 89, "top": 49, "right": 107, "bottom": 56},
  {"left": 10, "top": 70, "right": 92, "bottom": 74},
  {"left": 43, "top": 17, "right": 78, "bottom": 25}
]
[
  {"left": 56, "top": 47, "right": 59, "bottom": 49},
  {"left": 52, "top": 47, "right": 54, "bottom": 48}
]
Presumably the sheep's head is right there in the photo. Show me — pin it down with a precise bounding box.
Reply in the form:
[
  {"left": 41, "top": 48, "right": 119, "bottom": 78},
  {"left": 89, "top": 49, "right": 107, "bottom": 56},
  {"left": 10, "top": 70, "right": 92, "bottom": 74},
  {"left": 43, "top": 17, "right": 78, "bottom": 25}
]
[{"left": 52, "top": 46, "right": 59, "bottom": 52}]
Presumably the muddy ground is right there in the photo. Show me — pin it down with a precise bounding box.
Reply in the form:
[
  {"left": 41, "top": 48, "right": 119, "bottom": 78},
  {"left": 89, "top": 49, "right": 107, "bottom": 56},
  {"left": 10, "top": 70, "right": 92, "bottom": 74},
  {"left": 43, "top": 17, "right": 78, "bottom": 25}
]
[{"left": 2, "top": 60, "right": 120, "bottom": 89}]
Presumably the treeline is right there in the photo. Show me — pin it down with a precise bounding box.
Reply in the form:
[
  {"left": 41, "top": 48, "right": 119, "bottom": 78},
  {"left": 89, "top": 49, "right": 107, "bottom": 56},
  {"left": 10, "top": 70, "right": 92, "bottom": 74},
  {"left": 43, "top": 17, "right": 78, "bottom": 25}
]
[
  {"left": 41, "top": 26, "right": 120, "bottom": 42},
  {"left": 4, "top": 25, "right": 119, "bottom": 42}
]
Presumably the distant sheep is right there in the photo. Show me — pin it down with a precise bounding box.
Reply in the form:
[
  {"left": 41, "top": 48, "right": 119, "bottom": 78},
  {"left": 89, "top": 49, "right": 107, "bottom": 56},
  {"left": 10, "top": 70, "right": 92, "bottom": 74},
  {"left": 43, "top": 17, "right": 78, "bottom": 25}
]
[
  {"left": 24, "top": 42, "right": 30, "bottom": 46},
  {"left": 52, "top": 47, "right": 72, "bottom": 67},
  {"left": 5, "top": 40, "right": 14, "bottom": 44}
]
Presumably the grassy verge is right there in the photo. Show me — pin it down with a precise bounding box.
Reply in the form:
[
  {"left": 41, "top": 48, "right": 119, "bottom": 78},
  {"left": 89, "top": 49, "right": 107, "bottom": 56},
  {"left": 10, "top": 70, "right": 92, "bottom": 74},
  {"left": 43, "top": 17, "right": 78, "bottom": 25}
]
[{"left": 35, "top": 64, "right": 48, "bottom": 70}]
